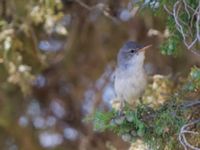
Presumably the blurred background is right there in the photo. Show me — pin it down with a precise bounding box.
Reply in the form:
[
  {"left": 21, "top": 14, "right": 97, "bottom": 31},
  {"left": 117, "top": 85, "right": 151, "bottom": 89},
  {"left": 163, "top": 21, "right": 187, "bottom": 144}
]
[{"left": 0, "top": 0, "right": 200, "bottom": 150}]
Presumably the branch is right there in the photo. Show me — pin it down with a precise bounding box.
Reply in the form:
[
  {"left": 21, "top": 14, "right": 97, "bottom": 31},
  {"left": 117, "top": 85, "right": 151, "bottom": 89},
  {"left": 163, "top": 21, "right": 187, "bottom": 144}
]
[
  {"left": 179, "top": 118, "right": 200, "bottom": 150},
  {"left": 196, "top": 1, "right": 200, "bottom": 42},
  {"left": 163, "top": 4, "right": 173, "bottom": 15},
  {"left": 1, "top": 0, "right": 6, "bottom": 18},
  {"left": 74, "top": 0, "right": 92, "bottom": 10},
  {"left": 183, "top": 0, "right": 191, "bottom": 19},
  {"left": 181, "top": 100, "right": 200, "bottom": 109},
  {"left": 172, "top": 0, "right": 200, "bottom": 56},
  {"left": 74, "top": 0, "right": 120, "bottom": 23}
]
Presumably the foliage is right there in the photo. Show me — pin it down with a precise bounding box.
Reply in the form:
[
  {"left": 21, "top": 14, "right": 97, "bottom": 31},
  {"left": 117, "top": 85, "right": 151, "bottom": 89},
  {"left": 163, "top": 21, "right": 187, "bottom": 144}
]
[
  {"left": 91, "top": 103, "right": 186, "bottom": 149},
  {"left": 90, "top": 67, "right": 200, "bottom": 150},
  {"left": 143, "top": 0, "right": 200, "bottom": 56},
  {"left": 184, "top": 67, "right": 200, "bottom": 92},
  {"left": 0, "top": 0, "right": 200, "bottom": 149},
  {"left": 0, "top": 0, "right": 66, "bottom": 94}
]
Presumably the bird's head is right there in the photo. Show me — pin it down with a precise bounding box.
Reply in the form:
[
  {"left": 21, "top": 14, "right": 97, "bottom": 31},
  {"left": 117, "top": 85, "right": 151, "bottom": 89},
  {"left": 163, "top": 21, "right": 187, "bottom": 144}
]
[{"left": 117, "top": 41, "right": 151, "bottom": 68}]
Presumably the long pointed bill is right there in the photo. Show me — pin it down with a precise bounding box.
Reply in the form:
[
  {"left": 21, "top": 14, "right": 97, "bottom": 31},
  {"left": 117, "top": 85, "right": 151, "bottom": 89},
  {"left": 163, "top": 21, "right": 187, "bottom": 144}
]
[{"left": 139, "top": 45, "right": 152, "bottom": 52}]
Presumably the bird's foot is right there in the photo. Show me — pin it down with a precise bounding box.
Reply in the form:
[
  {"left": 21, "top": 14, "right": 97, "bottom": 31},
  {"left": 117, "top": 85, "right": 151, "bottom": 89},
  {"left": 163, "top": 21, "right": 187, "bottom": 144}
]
[
  {"left": 110, "top": 98, "right": 125, "bottom": 115},
  {"left": 118, "top": 100, "right": 125, "bottom": 116}
]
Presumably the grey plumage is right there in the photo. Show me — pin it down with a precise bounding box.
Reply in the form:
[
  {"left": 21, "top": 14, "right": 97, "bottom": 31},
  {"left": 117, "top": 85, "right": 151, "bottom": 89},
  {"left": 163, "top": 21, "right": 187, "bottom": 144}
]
[{"left": 114, "top": 41, "right": 149, "bottom": 105}]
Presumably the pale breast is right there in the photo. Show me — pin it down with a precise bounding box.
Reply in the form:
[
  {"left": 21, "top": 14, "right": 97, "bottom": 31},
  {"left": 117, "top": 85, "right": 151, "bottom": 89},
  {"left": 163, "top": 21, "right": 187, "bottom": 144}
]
[{"left": 114, "top": 68, "right": 147, "bottom": 103}]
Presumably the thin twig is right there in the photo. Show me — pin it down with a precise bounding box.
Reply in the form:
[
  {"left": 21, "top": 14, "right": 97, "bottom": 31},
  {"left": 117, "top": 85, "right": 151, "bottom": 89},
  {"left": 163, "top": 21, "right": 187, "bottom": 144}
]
[
  {"left": 196, "top": 1, "right": 200, "bottom": 41},
  {"left": 74, "top": 0, "right": 92, "bottom": 10},
  {"left": 181, "top": 100, "right": 200, "bottom": 109},
  {"left": 163, "top": 4, "right": 173, "bottom": 15},
  {"left": 190, "top": 4, "right": 199, "bottom": 31},
  {"left": 173, "top": 1, "right": 187, "bottom": 42},
  {"left": 182, "top": 131, "right": 199, "bottom": 135},
  {"left": 183, "top": 0, "right": 191, "bottom": 19},
  {"left": 74, "top": 0, "right": 120, "bottom": 23}
]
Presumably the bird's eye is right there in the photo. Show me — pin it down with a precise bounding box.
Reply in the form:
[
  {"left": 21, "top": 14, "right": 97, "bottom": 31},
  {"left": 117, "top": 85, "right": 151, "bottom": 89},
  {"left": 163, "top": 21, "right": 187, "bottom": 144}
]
[{"left": 129, "top": 49, "right": 136, "bottom": 53}]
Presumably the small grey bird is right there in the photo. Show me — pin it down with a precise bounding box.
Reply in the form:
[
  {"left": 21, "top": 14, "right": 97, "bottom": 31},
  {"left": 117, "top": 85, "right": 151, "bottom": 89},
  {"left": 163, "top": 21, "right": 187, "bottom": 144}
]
[{"left": 114, "top": 41, "right": 151, "bottom": 107}]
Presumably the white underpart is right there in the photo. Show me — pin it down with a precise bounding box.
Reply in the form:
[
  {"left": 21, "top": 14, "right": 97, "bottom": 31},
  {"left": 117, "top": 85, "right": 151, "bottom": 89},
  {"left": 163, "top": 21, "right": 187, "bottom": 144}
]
[{"left": 114, "top": 52, "right": 147, "bottom": 103}]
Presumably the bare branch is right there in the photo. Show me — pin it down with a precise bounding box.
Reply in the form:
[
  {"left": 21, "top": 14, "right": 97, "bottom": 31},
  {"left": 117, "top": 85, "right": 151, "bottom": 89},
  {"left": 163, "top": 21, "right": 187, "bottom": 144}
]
[
  {"left": 182, "top": 100, "right": 200, "bottom": 108},
  {"left": 74, "top": 0, "right": 92, "bottom": 10},
  {"left": 196, "top": 1, "right": 200, "bottom": 41},
  {"left": 183, "top": 0, "right": 191, "bottom": 19},
  {"left": 74, "top": 0, "right": 120, "bottom": 23},
  {"left": 179, "top": 118, "right": 200, "bottom": 150},
  {"left": 163, "top": 4, "right": 173, "bottom": 15},
  {"left": 171, "top": 0, "right": 200, "bottom": 56}
]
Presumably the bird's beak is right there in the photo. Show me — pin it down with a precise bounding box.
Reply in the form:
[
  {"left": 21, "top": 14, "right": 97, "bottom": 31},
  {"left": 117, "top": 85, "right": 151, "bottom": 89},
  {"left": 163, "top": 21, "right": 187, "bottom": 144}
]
[{"left": 139, "top": 45, "right": 152, "bottom": 52}]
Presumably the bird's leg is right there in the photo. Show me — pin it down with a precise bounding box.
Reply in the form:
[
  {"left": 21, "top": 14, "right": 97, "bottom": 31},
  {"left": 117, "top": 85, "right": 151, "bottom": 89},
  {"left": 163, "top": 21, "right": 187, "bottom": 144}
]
[
  {"left": 139, "top": 97, "right": 144, "bottom": 105},
  {"left": 118, "top": 99, "right": 125, "bottom": 115}
]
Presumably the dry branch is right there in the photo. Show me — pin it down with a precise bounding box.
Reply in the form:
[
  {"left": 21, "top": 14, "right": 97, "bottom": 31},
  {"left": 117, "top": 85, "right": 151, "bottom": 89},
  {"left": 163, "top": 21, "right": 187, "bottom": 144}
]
[
  {"left": 164, "top": 0, "right": 200, "bottom": 56},
  {"left": 179, "top": 118, "right": 200, "bottom": 150}
]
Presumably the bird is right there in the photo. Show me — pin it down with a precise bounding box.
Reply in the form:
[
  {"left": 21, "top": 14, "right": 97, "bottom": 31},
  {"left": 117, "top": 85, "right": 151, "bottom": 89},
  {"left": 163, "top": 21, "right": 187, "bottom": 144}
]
[{"left": 114, "top": 41, "right": 151, "bottom": 108}]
